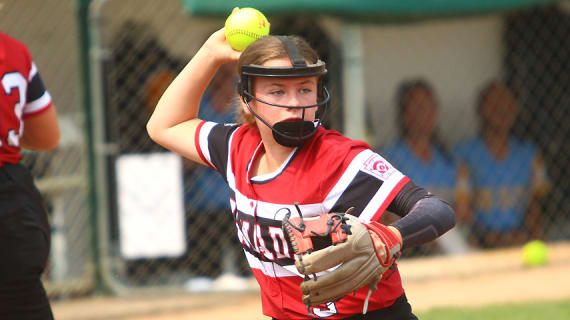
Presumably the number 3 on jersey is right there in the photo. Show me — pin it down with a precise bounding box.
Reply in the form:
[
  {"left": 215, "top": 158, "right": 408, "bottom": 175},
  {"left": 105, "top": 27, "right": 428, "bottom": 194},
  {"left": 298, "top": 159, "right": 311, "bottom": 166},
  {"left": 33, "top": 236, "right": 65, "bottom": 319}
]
[{"left": 1, "top": 71, "right": 26, "bottom": 148}]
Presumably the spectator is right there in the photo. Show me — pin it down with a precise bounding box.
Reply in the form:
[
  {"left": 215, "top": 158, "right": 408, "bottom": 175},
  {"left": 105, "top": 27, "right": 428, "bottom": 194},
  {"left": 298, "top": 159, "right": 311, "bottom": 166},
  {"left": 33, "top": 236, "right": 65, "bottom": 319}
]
[
  {"left": 381, "top": 79, "right": 470, "bottom": 255},
  {"left": 454, "top": 81, "right": 550, "bottom": 248}
]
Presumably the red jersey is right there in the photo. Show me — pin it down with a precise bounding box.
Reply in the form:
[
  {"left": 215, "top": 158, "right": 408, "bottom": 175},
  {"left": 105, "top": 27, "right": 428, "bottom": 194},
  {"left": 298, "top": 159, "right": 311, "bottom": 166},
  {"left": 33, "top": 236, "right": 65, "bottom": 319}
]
[
  {"left": 0, "top": 32, "right": 53, "bottom": 166},
  {"left": 195, "top": 122, "right": 409, "bottom": 319}
]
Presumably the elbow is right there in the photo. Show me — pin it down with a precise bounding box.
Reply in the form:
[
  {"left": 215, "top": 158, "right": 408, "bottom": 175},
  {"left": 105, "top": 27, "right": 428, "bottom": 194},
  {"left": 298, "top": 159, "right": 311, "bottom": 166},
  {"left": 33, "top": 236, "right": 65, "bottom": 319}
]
[
  {"left": 440, "top": 199, "right": 456, "bottom": 232},
  {"left": 45, "top": 128, "right": 61, "bottom": 150},
  {"left": 22, "top": 129, "right": 60, "bottom": 151},
  {"left": 422, "top": 196, "right": 456, "bottom": 233},
  {"left": 146, "top": 120, "right": 159, "bottom": 143}
]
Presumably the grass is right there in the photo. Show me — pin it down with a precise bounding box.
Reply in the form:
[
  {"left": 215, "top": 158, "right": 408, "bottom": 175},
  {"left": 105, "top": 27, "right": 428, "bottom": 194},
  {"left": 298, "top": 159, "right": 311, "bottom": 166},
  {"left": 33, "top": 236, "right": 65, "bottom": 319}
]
[{"left": 416, "top": 299, "right": 570, "bottom": 320}]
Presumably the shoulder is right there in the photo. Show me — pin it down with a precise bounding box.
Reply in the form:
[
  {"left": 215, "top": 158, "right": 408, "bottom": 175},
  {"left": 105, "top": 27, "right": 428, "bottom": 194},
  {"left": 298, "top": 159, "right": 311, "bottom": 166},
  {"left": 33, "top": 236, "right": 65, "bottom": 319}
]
[
  {"left": 308, "top": 127, "right": 371, "bottom": 163},
  {"left": 1, "top": 32, "right": 25, "bottom": 48},
  {"left": 226, "top": 123, "right": 262, "bottom": 155},
  {"left": 510, "top": 137, "right": 536, "bottom": 154},
  {"left": 509, "top": 137, "right": 540, "bottom": 163},
  {"left": 303, "top": 127, "right": 402, "bottom": 184},
  {"left": 0, "top": 32, "right": 31, "bottom": 58},
  {"left": 0, "top": 32, "right": 33, "bottom": 75}
]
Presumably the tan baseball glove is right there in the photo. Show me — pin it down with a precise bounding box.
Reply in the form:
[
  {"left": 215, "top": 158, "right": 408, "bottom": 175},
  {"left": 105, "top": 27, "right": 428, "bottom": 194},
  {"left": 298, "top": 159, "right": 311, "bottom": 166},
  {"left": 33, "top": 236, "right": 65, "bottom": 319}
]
[{"left": 282, "top": 206, "right": 402, "bottom": 315}]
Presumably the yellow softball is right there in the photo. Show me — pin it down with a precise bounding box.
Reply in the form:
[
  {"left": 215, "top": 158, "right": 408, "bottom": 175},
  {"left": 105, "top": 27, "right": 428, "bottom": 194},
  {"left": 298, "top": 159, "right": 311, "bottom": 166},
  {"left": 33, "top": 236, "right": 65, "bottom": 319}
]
[
  {"left": 522, "top": 240, "right": 548, "bottom": 267},
  {"left": 225, "top": 8, "right": 270, "bottom": 51}
]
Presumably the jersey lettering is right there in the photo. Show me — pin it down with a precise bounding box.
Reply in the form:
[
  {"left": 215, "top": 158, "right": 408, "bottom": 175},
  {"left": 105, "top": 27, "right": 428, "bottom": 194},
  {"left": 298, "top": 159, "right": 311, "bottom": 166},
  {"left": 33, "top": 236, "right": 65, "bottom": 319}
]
[
  {"left": 254, "top": 224, "right": 274, "bottom": 260},
  {"left": 240, "top": 220, "right": 252, "bottom": 248},
  {"left": 268, "top": 226, "right": 290, "bottom": 259},
  {"left": 1, "top": 71, "right": 27, "bottom": 148},
  {"left": 235, "top": 211, "right": 295, "bottom": 263}
]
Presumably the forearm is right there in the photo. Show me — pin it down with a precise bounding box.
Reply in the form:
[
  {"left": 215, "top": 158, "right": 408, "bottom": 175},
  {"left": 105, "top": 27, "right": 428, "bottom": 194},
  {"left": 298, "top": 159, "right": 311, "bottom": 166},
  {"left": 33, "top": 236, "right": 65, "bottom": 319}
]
[{"left": 391, "top": 196, "right": 456, "bottom": 250}]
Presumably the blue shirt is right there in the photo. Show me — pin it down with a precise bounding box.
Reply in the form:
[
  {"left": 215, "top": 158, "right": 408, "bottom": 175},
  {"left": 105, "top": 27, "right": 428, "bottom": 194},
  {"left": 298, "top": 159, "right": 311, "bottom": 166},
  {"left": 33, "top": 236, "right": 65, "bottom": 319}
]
[
  {"left": 453, "top": 137, "right": 537, "bottom": 232},
  {"left": 382, "top": 140, "right": 457, "bottom": 203},
  {"left": 184, "top": 94, "right": 235, "bottom": 211}
]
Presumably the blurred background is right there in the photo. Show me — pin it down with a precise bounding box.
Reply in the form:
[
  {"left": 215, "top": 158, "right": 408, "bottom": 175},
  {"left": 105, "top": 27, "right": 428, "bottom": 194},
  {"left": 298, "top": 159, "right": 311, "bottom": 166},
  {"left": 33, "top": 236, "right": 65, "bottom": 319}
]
[{"left": 0, "top": 0, "right": 568, "bottom": 317}]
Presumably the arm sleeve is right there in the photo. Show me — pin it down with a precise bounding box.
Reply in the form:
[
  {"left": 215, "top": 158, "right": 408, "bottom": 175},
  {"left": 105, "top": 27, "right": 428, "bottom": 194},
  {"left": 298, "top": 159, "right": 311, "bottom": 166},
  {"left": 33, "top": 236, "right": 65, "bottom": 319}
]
[{"left": 390, "top": 191, "right": 457, "bottom": 250}]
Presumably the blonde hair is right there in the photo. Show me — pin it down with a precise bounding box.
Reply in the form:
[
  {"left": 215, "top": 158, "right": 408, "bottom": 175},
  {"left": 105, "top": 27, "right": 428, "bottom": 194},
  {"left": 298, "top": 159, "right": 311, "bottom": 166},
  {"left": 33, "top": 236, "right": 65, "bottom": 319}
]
[{"left": 236, "top": 35, "right": 320, "bottom": 125}]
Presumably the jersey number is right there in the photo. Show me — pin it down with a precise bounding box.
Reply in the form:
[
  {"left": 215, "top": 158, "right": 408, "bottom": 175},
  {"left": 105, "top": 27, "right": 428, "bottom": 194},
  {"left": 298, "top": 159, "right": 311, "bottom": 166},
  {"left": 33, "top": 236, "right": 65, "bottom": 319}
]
[
  {"left": 312, "top": 302, "right": 338, "bottom": 317},
  {"left": 1, "top": 71, "right": 26, "bottom": 148}
]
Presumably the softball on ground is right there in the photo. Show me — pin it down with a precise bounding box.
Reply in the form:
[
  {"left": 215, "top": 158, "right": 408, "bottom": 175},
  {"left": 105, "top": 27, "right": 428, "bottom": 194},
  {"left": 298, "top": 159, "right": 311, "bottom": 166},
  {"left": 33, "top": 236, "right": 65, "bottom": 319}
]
[
  {"left": 225, "top": 8, "right": 269, "bottom": 51},
  {"left": 522, "top": 240, "right": 548, "bottom": 267}
]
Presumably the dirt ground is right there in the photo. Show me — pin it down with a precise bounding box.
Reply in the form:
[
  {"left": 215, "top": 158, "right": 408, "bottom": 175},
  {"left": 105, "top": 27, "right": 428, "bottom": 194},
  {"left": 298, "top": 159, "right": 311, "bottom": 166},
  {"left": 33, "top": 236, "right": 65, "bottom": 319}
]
[{"left": 52, "top": 242, "right": 570, "bottom": 320}]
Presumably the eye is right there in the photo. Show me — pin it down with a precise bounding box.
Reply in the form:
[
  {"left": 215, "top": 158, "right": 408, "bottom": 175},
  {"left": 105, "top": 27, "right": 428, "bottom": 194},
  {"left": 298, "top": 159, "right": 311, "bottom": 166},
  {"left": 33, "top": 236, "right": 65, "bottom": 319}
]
[
  {"left": 269, "top": 90, "right": 284, "bottom": 96},
  {"left": 299, "top": 88, "right": 313, "bottom": 94}
]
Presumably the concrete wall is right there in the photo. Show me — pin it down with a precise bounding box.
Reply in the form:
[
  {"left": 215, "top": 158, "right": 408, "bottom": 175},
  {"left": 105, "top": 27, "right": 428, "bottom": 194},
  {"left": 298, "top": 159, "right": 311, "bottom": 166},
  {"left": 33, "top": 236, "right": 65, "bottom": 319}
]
[{"left": 363, "top": 15, "right": 504, "bottom": 147}]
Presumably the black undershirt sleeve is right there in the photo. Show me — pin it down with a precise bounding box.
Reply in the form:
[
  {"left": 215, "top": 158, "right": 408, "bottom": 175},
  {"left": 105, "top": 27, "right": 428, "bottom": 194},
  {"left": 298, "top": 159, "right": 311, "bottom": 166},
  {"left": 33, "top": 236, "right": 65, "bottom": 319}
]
[{"left": 386, "top": 181, "right": 456, "bottom": 250}]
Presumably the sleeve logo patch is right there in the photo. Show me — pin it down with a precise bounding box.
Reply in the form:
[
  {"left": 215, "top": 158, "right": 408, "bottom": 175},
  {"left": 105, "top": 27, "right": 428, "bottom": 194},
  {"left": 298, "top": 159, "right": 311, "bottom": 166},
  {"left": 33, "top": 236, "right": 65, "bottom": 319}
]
[{"left": 362, "top": 154, "right": 395, "bottom": 180}]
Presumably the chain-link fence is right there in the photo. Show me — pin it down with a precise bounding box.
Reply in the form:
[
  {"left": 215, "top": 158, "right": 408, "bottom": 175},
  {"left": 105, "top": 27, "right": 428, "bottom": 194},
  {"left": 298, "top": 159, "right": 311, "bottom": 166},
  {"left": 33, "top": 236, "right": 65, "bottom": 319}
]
[
  {"left": 89, "top": 0, "right": 569, "bottom": 292},
  {"left": 364, "top": 4, "right": 569, "bottom": 257},
  {"left": 1, "top": 0, "right": 568, "bottom": 301},
  {"left": 88, "top": 0, "right": 346, "bottom": 293}
]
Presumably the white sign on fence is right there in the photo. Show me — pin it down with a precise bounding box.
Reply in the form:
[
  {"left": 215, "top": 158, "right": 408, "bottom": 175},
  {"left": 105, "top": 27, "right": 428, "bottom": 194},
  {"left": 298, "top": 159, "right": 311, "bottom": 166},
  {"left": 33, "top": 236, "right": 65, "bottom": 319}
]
[{"left": 116, "top": 152, "right": 186, "bottom": 259}]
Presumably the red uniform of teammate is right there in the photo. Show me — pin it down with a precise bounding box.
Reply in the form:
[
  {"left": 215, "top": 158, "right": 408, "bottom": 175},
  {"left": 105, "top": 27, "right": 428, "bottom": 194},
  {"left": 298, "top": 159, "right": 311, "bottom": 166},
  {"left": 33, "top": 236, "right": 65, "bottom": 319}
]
[{"left": 0, "top": 31, "right": 60, "bottom": 319}]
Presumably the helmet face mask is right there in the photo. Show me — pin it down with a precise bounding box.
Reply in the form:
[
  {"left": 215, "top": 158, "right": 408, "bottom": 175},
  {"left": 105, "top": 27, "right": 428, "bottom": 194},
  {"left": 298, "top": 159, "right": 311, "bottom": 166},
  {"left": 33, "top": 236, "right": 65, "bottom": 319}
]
[{"left": 238, "top": 36, "right": 330, "bottom": 147}]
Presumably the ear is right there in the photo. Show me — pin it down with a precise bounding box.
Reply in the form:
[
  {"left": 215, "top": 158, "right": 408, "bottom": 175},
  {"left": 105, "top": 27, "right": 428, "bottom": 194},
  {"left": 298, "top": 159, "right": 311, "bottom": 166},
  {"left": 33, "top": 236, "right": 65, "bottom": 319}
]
[{"left": 240, "top": 98, "right": 252, "bottom": 115}]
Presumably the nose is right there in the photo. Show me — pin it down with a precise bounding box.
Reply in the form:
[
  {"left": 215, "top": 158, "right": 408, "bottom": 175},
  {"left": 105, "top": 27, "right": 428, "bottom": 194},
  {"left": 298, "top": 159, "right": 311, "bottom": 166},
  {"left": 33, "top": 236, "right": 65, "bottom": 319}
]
[{"left": 285, "top": 91, "right": 301, "bottom": 109}]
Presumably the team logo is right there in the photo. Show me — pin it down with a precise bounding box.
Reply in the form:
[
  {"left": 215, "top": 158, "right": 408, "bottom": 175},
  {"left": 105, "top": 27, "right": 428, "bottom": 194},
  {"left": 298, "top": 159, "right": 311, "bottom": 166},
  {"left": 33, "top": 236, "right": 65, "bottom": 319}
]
[
  {"left": 373, "top": 160, "right": 389, "bottom": 174},
  {"left": 362, "top": 154, "right": 395, "bottom": 180}
]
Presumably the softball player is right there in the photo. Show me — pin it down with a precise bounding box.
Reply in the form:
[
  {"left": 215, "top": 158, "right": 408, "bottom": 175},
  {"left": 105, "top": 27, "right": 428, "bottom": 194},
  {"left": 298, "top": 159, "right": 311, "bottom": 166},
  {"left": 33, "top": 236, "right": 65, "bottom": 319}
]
[
  {"left": 0, "top": 31, "right": 60, "bottom": 319},
  {"left": 148, "top": 29, "right": 455, "bottom": 319}
]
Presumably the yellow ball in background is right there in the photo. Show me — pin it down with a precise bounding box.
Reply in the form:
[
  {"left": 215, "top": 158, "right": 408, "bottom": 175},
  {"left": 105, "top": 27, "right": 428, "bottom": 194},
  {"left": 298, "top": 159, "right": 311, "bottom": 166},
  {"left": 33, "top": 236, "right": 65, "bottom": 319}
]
[
  {"left": 225, "top": 8, "right": 270, "bottom": 51},
  {"left": 522, "top": 240, "right": 548, "bottom": 267}
]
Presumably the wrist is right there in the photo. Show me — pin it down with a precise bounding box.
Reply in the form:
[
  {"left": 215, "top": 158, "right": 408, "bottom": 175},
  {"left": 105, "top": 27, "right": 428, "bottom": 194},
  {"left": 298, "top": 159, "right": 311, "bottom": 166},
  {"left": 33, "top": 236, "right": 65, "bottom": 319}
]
[
  {"left": 387, "top": 226, "right": 403, "bottom": 245},
  {"left": 365, "top": 222, "right": 403, "bottom": 266}
]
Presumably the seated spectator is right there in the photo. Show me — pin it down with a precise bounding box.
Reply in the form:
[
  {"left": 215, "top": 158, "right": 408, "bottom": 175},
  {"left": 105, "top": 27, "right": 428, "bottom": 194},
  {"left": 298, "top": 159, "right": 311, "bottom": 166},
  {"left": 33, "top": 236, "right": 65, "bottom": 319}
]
[
  {"left": 454, "top": 81, "right": 550, "bottom": 248},
  {"left": 381, "top": 78, "right": 470, "bottom": 255}
]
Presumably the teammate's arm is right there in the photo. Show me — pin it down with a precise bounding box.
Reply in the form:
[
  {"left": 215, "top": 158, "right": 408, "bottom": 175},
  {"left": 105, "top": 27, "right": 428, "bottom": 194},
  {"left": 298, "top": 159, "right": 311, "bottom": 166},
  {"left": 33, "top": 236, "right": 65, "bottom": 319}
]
[
  {"left": 146, "top": 29, "right": 240, "bottom": 165},
  {"left": 21, "top": 107, "right": 60, "bottom": 150}
]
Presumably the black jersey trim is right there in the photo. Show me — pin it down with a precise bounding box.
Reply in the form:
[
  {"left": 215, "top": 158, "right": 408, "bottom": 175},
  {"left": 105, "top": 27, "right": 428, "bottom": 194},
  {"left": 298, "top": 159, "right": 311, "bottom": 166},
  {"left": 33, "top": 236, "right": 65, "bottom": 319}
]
[
  {"left": 207, "top": 123, "right": 240, "bottom": 181},
  {"left": 387, "top": 181, "right": 428, "bottom": 217},
  {"left": 329, "top": 170, "right": 384, "bottom": 217},
  {"left": 26, "top": 72, "right": 47, "bottom": 103}
]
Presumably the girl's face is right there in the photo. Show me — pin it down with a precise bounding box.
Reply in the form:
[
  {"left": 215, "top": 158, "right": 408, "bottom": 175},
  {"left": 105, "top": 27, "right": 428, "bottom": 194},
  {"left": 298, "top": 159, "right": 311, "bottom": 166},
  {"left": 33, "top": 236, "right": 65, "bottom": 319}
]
[
  {"left": 245, "top": 58, "right": 319, "bottom": 128},
  {"left": 402, "top": 87, "right": 438, "bottom": 137},
  {"left": 480, "top": 85, "right": 518, "bottom": 132}
]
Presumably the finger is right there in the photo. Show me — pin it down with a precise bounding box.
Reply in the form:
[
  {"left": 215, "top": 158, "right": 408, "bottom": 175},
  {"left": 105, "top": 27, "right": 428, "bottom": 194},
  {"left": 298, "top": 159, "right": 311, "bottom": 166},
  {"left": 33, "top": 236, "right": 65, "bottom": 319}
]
[
  {"left": 295, "top": 225, "right": 371, "bottom": 274},
  {"left": 301, "top": 254, "right": 378, "bottom": 294},
  {"left": 303, "top": 271, "right": 382, "bottom": 307},
  {"left": 295, "top": 242, "right": 356, "bottom": 275},
  {"left": 300, "top": 256, "right": 381, "bottom": 305}
]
